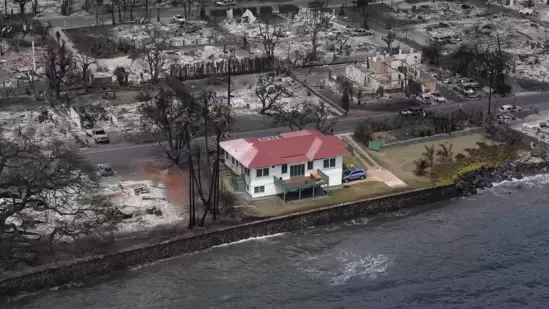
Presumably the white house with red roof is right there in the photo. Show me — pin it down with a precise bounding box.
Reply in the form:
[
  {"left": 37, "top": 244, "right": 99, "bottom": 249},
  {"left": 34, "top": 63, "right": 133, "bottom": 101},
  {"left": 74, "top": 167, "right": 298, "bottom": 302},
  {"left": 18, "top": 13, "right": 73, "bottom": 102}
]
[{"left": 220, "top": 130, "right": 349, "bottom": 199}]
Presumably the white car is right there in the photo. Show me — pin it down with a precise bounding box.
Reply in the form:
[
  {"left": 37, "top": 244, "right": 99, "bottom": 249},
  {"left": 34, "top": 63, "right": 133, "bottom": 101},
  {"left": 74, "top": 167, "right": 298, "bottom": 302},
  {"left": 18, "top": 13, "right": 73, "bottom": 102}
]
[
  {"left": 430, "top": 91, "right": 446, "bottom": 103},
  {"left": 353, "top": 28, "right": 373, "bottom": 36},
  {"left": 519, "top": 8, "right": 535, "bottom": 16},
  {"left": 97, "top": 164, "right": 115, "bottom": 177},
  {"left": 87, "top": 128, "right": 110, "bottom": 143},
  {"left": 499, "top": 104, "right": 522, "bottom": 113},
  {"left": 173, "top": 14, "right": 186, "bottom": 23},
  {"left": 459, "top": 78, "right": 479, "bottom": 88},
  {"left": 415, "top": 93, "right": 432, "bottom": 104},
  {"left": 216, "top": 0, "right": 235, "bottom": 6}
]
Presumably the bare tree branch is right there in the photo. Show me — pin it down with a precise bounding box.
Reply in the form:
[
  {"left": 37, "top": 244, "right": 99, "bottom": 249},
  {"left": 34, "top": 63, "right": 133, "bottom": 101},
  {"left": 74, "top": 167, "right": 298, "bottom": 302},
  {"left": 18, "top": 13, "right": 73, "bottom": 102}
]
[{"left": 255, "top": 73, "right": 293, "bottom": 114}]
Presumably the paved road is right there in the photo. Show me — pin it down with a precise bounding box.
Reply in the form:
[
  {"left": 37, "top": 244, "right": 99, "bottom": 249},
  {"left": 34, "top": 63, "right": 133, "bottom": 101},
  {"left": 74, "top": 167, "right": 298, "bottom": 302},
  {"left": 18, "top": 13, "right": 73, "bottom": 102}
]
[{"left": 80, "top": 92, "right": 549, "bottom": 172}]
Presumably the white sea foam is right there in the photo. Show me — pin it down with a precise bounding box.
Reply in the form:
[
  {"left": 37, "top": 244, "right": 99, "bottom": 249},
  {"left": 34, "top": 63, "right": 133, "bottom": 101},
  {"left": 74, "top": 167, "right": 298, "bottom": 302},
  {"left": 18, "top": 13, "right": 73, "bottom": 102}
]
[
  {"left": 492, "top": 173, "right": 549, "bottom": 189},
  {"left": 297, "top": 250, "right": 392, "bottom": 286},
  {"left": 343, "top": 218, "right": 370, "bottom": 226},
  {"left": 383, "top": 209, "right": 411, "bottom": 218},
  {"left": 329, "top": 251, "right": 392, "bottom": 285},
  {"left": 211, "top": 233, "right": 286, "bottom": 249}
]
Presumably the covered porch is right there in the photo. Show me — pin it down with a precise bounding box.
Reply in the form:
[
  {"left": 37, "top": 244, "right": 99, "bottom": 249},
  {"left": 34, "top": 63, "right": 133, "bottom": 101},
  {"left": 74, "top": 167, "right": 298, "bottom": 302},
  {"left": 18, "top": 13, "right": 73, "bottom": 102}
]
[{"left": 273, "top": 169, "right": 330, "bottom": 203}]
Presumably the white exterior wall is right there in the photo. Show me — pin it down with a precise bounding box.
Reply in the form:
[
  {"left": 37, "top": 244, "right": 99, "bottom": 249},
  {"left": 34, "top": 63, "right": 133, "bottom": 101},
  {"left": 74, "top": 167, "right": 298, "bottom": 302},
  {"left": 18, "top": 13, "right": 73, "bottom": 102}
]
[
  {"left": 224, "top": 153, "right": 244, "bottom": 176},
  {"left": 243, "top": 156, "right": 345, "bottom": 198},
  {"left": 318, "top": 156, "right": 344, "bottom": 187}
]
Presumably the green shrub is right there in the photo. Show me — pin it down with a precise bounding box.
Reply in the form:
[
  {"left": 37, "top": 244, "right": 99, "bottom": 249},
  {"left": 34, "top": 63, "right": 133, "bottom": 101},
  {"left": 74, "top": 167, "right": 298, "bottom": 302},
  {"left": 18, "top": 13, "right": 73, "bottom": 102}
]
[{"left": 435, "top": 162, "right": 488, "bottom": 185}]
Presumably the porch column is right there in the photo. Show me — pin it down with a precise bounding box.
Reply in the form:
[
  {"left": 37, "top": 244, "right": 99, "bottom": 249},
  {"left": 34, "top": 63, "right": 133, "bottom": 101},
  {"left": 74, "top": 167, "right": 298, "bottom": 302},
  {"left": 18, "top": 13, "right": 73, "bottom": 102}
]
[
  {"left": 313, "top": 185, "right": 316, "bottom": 199},
  {"left": 299, "top": 188, "right": 302, "bottom": 200}
]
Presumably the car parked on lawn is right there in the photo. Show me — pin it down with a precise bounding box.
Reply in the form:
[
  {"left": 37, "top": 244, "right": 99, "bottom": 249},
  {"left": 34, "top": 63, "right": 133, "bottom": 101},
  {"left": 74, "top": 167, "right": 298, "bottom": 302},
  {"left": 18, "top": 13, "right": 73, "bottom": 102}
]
[
  {"left": 400, "top": 107, "right": 426, "bottom": 117},
  {"left": 342, "top": 167, "right": 367, "bottom": 183},
  {"left": 430, "top": 91, "right": 446, "bottom": 103},
  {"left": 97, "top": 164, "right": 115, "bottom": 177},
  {"left": 499, "top": 104, "right": 522, "bottom": 113}
]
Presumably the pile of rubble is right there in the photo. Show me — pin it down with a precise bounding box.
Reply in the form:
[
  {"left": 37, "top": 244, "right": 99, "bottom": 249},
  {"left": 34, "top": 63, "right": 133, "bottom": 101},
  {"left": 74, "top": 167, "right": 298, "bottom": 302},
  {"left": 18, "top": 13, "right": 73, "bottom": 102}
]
[
  {"left": 0, "top": 107, "right": 71, "bottom": 144},
  {"left": 389, "top": 2, "right": 487, "bottom": 23},
  {"left": 177, "top": 22, "right": 202, "bottom": 34},
  {"left": 102, "top": 180, "right": 184, "bottom": 233},
  {"left": 78, "top": 104, "right": 112, "bottom": 128}
]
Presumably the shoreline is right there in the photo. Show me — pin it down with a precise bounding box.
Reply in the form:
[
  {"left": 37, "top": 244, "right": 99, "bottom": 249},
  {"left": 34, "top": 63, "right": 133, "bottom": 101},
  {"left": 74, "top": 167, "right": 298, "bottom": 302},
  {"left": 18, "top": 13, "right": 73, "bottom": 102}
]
[{"left": 1, "top": 162, "right": 548, "bottom": 299}]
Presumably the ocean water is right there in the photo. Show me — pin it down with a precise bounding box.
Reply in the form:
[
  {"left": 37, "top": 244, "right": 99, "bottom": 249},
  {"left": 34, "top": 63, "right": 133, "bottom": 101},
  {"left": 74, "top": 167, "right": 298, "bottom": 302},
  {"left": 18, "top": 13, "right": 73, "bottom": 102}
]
[{"left": 5, "top": 175, "right": 549, "bottom": 309}]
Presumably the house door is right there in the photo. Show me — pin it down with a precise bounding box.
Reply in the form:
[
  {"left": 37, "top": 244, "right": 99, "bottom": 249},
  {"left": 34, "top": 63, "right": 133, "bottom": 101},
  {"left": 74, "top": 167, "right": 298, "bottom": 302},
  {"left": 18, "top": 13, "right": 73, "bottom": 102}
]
[{"left": 290, "top": 164, "right": 305, "bottom": 178}]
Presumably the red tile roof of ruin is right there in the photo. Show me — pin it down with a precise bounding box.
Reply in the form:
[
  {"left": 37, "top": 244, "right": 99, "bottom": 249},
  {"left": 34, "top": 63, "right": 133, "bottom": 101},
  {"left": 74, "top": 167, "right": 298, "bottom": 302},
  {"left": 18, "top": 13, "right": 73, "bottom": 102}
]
[{"left": 219, "top": 130, "right": 349, "bottom": 169}]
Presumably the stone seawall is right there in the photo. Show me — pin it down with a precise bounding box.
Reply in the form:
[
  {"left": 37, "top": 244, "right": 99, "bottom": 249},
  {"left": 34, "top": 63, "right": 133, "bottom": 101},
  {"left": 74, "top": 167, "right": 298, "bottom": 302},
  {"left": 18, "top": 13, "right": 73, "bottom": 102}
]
[{"left": 0, "top": 185, "right": 458, "bottom": 298}]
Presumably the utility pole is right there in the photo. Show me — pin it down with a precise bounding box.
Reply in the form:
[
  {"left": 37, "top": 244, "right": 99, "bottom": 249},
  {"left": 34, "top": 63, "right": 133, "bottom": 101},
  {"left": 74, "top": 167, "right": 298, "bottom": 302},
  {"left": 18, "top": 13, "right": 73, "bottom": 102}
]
[
  {"left": 487, "top": 69, "right": 493, "bottom": 116},
  {"left": 95, "top": 0, "right": 99, "bottom": 25}
]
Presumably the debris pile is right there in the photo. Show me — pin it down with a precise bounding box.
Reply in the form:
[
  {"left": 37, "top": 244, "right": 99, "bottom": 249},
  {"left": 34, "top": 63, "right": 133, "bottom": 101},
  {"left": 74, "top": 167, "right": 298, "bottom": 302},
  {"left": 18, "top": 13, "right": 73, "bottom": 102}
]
[
  {"left": 0, "top": 107, "right": 71, "bottom": 144},
  {"left": 178, "top": 22, "right": 202, "bottom": 34},
  {"left": 102, "top": 180, "right": 183, "bottom": 232}
]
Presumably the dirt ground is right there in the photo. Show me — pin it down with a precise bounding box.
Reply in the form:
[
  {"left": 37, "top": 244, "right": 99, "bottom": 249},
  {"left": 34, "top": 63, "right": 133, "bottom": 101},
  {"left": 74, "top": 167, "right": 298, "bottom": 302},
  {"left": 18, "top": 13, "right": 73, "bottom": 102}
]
[
  {"left": 129, "top": 159, "right": 190, "bottom": 219},
  {"left": 366, "top": 133, "right": 495, "bottom": 187}
]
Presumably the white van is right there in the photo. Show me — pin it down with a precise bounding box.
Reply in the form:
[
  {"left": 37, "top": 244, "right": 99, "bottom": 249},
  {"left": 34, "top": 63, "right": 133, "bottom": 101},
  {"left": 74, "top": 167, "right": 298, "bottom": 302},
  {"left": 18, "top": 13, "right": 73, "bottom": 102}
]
[{"left": 499, "top": 104, "right": 521, "bottom": 114}]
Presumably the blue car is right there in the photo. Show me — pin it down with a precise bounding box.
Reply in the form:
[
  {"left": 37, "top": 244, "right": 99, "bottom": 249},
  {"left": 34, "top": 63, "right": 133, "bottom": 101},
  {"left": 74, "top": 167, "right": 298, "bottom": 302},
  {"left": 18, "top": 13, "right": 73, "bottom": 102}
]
[{"left": 342, "top": 167, "right": 367, "bottom": 183}]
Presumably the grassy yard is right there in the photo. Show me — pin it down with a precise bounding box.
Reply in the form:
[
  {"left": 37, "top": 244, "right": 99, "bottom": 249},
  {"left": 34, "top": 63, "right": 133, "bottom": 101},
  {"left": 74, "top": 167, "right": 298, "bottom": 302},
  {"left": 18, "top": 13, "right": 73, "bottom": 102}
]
[
  {"left": 241, "top": 180, "right": 402, "bottom": 218},
  {"left": 343, "top": 150, "right": 364, "bottom": 170},
  {"left": 366, "top": 133, "right": 496, "bottom": 188}
]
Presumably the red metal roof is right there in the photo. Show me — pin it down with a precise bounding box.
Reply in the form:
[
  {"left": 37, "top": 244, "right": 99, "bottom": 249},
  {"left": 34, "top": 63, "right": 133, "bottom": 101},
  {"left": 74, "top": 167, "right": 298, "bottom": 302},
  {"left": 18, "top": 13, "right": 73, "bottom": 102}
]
[{"left": 219, "top": 130, "right": 349, "bottom": 168}]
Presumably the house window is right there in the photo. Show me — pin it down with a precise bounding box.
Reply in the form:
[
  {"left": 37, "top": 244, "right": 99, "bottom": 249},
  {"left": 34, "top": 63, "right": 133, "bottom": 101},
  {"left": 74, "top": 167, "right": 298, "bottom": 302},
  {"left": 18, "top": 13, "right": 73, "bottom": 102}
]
[
  {"left": 307, "top": 161, "right": 314, "bottom": 170},
  {"left": 256, "top": 167, "right": 269, "bottom": 177},
  {"left": 254, "top": 186, "right": 265, "bottom": 194},
  {"left": 290, "top": 164, "right": 305, "bottom": 177},
  {"left": 225, "top": 152, "right": 228, "bottom": 159},
  {"left": 232, "top": 157, "right": 235, "bottom": 165},
  {"left": 281, "top": 164, "right": 287, "bottom": 174},
  {"left": 245, "top": 168, "right": 250, "bottom": 176},
  {"left": 323, "top": 158, "right": 336, "bottom": 168},
  {"left": 246, "top": 185, "right": 249, "bottom": 192}
]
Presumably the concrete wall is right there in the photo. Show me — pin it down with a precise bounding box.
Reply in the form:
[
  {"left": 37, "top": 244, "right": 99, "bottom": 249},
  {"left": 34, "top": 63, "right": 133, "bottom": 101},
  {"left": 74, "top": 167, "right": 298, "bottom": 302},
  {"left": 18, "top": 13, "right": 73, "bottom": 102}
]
[
  {"left": 0, "top": 185, "right": 458, "bottom": 298},
  {"left": 382, "top": 127, "right": 485, "bottom": 149}
]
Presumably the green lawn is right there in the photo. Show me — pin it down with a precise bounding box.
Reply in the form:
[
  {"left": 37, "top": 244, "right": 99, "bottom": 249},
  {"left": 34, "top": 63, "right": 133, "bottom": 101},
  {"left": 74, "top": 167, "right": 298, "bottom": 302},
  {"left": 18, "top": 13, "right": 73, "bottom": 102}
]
[
  {"left": 366, "top": 133, "right": 495, "bottom": 188},
  {"left": 241, "top": 181, "right": 402, "bottom": 218}
]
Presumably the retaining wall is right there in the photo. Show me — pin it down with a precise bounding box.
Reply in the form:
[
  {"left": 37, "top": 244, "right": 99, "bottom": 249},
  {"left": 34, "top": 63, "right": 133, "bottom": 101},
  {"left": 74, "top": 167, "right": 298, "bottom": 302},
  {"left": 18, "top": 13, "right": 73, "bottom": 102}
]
[
  {"left": 382, "top": 127, "right": 485, "bottom": 149},
  {"left": 0, "top": 185, "right": 458, "bottom": 298}
]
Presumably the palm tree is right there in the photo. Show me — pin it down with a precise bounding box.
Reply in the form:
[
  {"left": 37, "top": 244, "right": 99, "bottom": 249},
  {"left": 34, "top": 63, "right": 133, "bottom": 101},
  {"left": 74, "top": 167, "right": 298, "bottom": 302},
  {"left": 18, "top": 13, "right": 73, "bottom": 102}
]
[
  {"left": 422, "top": 144, "right": 436, "bottom": 167},
  {"left": 413, "top": 159, "right": 429, "bottom": 176},
  {"left": 437, "top": 144, "right": 454, "bottom": 161}
]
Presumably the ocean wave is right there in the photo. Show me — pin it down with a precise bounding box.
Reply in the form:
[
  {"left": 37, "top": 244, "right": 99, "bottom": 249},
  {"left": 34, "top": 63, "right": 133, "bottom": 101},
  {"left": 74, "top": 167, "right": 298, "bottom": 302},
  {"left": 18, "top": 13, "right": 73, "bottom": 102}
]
[
  {"left": 383, "top": 209, "right": 411, "bottom": 218},
  {"left": 492, "top": 173, "right": 549, "bottom": 189},
  {"left": 330, "top": 251, "right": 392, "bottom": 285},
  {"left": 297, "top": 250, "right": 393, "bottom": 286},
  {"left": 210, "top": 233, "right": 286, "bottom": 249},
  {"left": 343, "top": 217, "right": 370, "bottom": 226}
]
